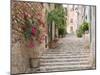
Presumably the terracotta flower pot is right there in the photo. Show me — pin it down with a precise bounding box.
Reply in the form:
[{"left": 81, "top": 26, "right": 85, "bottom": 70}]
[{"left": 49, "top": 39, "right": 58, "bottom": 49}]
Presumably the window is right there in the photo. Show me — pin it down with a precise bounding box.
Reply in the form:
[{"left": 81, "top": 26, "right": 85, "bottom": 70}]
[
  {"left": 70, "top": 18, "right": 73, "bottom": 23},
  {"left": 48, "top": 3, "right": 51, "bottom": 8},
  {"left": 41, "top": 3, "right": 44, "bottom": 8},
  {"left": 85, "top": 15, "right": 87, "bottom": 20},
  {"left": 65, "top": 8, "right": 67, "bottom": 16}
]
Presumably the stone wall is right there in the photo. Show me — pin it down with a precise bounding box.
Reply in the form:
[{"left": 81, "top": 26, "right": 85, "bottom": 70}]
[{"left": 11, "top": 1, "right": 47, "bottom": 74}]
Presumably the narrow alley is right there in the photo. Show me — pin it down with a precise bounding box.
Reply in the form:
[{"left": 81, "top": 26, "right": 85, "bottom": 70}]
[
  {"left": 11, "top": 1, "right": 96, "bottom": 74},
  {"left": 33, "top": 33, "right": 93, "bottom": 72}
]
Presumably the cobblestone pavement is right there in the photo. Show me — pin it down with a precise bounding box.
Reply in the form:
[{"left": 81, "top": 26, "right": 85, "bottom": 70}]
[{"left": 32, "top": 33, "right": 94, "bottom": 72}]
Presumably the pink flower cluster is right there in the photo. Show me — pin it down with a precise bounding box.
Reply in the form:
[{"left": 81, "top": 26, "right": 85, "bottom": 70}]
[
  {"left": 28, "top": 41, "right": 35, "bottom": 48},
  {"left": 27, "top": 26, "right": 37, "bottom": 48},
  {"left": 31, "top": 26, "right": 36, "bottom": 36},
  {"left": 38, "top": 34, "right": 45, "bottom": 43}
]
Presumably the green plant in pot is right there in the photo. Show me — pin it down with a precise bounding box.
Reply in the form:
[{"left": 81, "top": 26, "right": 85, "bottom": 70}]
[
  {"left": 76, "top": 29, "right": 83, "bottom": 37},
  {"left": 58, "top": 27, "right": 66, "bottom": 37},
  {"left": 76, "top": 21, "right": 89, "bottom": 38},
  {"left": 81, "top": 22, "right": 89, "bottom": 34}
]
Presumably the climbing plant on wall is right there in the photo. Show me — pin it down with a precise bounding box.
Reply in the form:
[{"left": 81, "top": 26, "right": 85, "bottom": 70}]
[{"left": 12, "top": 2, "right": 46, "bottom": 48}]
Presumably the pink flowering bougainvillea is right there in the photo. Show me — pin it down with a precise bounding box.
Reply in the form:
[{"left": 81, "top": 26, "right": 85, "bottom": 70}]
[
  {"left": 28, "top": 41, "right": 35, "bottom": 48},
  {"left": 38, "top": 34, "right": 45, "bottom": 43},
  {"left": 12, "top": 2, "right": 46, "bottom": 48},
  {"left": 31, "top": 26, "right": 36, "bottom": 36}
]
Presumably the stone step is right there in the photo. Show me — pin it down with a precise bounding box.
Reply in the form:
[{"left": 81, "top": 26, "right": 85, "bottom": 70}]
[
  {"left": 46, "top": 51, "right": 90, "bottom": 53},
  {"left": 47, "top": 51, "right": 90, "bottom": 53},
  {"left": 40, "top": 55, "right": 89, "bottom": 59},
  {"left": 44, "top": 51, "right": 90, "bottom": 53},
  {"left": 40, "top": 60, "right": 90, "bottom": 66},
  {"left": 42, "top": 54, "right": 90, "bottom": 57},
  {"left": 45, "top": 50, "right": 89, "bottom": 52},
  {"left": 38, "top": 63, "right": 92, "bottom": 72},
  {"left": 45, "top": 51, "right": 90, "bottom": 53},
  {"left": 40, "top": 58, "right": 89, "bottom": 63}
]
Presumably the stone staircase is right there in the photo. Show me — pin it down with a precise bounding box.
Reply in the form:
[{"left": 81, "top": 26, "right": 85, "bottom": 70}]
[
  {"left": 30, "top": 34, "right": 93, "bottom": 73},
  {"left": 34, "top": 48, "right": 92, "bottom": 72}
]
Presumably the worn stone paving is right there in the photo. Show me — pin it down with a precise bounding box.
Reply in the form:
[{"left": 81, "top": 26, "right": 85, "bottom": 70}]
[{"left": 32, "top": 34, "right": 94, "bottom": 72}]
